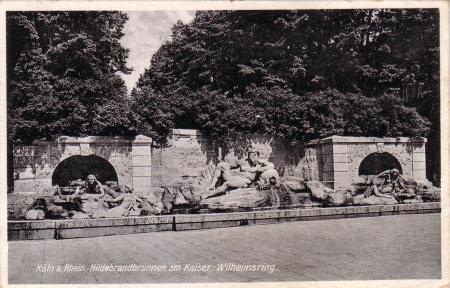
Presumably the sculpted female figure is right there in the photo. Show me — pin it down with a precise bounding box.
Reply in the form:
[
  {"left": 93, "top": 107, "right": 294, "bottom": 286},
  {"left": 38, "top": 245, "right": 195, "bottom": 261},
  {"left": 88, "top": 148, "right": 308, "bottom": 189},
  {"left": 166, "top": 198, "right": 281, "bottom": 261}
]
[
  {"left": 98, "top": 185, "right": 142, "bottom": 217},
  {"left": 364, "top": 169, "right": 406, "bottom": 199}
]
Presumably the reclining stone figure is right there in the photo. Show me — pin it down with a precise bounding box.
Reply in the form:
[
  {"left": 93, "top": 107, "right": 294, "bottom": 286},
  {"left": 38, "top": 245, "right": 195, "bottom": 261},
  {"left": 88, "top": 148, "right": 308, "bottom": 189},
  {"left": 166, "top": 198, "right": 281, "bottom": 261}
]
[
  {"left": 353, "top": 168, "right": 419, "bottom": 205},
  {"left": 364, "top": 169, "right": 408, "bottom": 199},
  {"left": 202, "top": 149, "right": 280, "bottom": 199}
]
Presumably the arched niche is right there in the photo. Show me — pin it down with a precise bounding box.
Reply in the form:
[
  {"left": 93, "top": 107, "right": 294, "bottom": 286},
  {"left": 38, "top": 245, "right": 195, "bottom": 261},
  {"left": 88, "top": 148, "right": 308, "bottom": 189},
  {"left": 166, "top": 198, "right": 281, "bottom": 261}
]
[
  {"left": 358, "top": 152, "right": 402, "bottom": 176},
  {"left": 52, "top": 155, "right": 118, "bottom": 187}
]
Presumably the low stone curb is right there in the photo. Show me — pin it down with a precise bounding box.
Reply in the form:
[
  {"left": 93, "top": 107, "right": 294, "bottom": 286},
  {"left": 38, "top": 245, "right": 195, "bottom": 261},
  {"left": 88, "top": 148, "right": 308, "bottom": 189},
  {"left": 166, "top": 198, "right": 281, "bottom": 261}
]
[{"left": 8, "top": 202, "right": 440, "bottom": 240}]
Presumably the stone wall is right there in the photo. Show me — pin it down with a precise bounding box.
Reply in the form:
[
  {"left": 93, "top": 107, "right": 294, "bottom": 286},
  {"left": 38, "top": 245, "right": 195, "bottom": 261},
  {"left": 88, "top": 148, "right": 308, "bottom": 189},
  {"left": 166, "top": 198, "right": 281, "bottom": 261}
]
[
  {"left": 9, "top": 131, "right": 428, "bottom": 215},
  {"left": 151, "top": 129, "right": 305, "bottom": 191},
  {"left": 11, "top": 135, "right": 152, "bottom": 196},
  {"left": 307, "top": 136, "right": 427, "bottom": 189}
]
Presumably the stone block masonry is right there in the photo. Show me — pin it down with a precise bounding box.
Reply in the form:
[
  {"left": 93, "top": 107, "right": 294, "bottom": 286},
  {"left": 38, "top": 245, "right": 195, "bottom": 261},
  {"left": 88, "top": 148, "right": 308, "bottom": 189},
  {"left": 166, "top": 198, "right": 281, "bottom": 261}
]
[
  {"left": 10, "top": 135, "right": 151, "bottom": 196},
  {"left": 150, "top": 129, "right": 306, "bottom": 191},
  {"left": 131, "top": 135, "right": 153, "bottom": 198},
  {"left": 306, "top": 136, "right": 427, "bottom": 189}
]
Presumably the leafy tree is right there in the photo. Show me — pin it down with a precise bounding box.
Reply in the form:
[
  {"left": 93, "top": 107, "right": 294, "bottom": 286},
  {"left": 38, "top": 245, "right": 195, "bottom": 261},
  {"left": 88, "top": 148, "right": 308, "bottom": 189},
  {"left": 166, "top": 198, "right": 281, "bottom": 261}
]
[
  {"left": 7, "top": 11, "right": 133, "bottom": 145},
  {"left": 134, "top": 9, "right": 435, "bottom": 139},
  {"left": 130, "top": 85, "right": 174, "bottom": 142}
]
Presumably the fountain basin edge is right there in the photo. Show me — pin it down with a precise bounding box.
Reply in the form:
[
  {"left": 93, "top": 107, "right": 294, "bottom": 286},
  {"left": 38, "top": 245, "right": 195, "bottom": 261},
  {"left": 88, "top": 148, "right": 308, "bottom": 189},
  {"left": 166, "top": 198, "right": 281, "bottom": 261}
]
[{"left": 8, "top": 202, "right": 441, "bottom": 241}]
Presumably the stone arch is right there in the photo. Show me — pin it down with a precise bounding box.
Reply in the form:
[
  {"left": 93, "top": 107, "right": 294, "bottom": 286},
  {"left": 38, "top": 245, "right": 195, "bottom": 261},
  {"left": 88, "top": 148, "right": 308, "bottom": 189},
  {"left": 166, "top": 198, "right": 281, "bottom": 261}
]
[
  {"left": 358, "top": 152, "right": 402, "bottom": 176},
  {"left": 51, "top": 155, "right": 118, "bottom": 187}
]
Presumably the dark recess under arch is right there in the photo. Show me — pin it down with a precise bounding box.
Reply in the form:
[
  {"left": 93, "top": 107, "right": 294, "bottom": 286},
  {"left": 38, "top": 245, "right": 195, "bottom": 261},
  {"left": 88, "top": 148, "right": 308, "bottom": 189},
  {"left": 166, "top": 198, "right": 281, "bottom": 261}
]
[
  {"left": 52, "top": 155, "right": 118, "bottom": 187},
  {"left": 358, "top": 152, "right": 402, "bottom": 176}
]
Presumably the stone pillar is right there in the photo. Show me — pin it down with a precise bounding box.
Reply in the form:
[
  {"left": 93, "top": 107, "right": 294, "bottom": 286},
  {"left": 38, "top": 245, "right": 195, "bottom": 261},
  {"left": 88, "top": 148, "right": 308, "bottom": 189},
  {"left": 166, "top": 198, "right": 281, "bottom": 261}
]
[
  {"left": 131, "top": 135, "right": 153, "bottom": 197},
  {"left": 411, "top": 138, "right": 427, "bottom": 181},
  {"left": 331, "top": 142, "right": 350, "bottom": 190},
  {"left": 319, "top": 143, "right": 334, "bottom": 188}
]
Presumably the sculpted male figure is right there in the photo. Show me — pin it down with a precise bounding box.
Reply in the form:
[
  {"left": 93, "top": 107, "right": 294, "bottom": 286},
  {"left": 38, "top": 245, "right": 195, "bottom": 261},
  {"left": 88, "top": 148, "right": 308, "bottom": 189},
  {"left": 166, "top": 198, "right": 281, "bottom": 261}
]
[
  {"left": 74, "top": 174, "right": 106, "bottom": 198},
  {"left": 68, "top": 174, "right": 106, "bottom": 214},
  {"left": 247, "top": 150, "right": 280, "bottom": 186},
  {"left": 202, "top": 149, "right": 280, "bottom": 199},
  {"left": 202, "top": 152, "right": 253, "bottom": 199}
]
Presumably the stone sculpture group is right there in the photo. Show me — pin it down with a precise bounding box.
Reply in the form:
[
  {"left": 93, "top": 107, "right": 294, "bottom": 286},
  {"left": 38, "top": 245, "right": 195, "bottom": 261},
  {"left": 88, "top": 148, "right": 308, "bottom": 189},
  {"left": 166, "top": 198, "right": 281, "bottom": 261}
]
[
  {"left": 199, "top": 151, "right": 440, "bottom": 211},
  {"left": 24, "top": 148, "right": 440, "bottom": 220}
]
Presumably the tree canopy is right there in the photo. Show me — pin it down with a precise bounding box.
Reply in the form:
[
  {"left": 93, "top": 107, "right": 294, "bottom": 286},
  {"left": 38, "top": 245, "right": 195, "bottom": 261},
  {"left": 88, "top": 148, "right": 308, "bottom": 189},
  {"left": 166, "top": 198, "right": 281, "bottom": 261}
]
[
  {"left": 132, "top": 9, "right": 439, "bottom": 182},
  {"left": 7, "top": 10, "right": 440, "bottom": 183},
  {"left": 7, "top": 11, "right": 134, "bottom": 145},
  {"left": 133, "top": 10, "right": 437, "bottom": 142}
]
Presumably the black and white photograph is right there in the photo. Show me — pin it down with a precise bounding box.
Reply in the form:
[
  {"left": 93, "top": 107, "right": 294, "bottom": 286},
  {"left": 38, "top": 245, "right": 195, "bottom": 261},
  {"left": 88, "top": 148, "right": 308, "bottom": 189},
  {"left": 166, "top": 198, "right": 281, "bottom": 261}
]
[{"left": 2, "top": 1, "right": 448, "bottom": 286}]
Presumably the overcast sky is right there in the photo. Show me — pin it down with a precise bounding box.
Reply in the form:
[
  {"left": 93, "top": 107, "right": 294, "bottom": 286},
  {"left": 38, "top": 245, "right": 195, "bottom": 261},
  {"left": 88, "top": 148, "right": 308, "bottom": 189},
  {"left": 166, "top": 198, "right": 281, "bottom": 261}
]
[{"left": 119, "top": 11, "right": 196, "bottom": 93}]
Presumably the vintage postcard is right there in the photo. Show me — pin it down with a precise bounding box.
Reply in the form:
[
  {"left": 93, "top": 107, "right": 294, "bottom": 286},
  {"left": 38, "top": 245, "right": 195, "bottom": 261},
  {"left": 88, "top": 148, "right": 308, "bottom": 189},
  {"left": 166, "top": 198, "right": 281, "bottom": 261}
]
[{"left": 0, "top": 1, "right": 448, "bottom": 287}]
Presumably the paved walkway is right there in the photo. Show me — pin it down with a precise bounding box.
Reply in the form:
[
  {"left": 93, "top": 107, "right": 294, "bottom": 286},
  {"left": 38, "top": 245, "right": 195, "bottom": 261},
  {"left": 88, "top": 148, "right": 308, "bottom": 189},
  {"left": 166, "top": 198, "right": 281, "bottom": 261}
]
[{"left": 8, "top": 213, "right": 441, "bottom": 284}]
